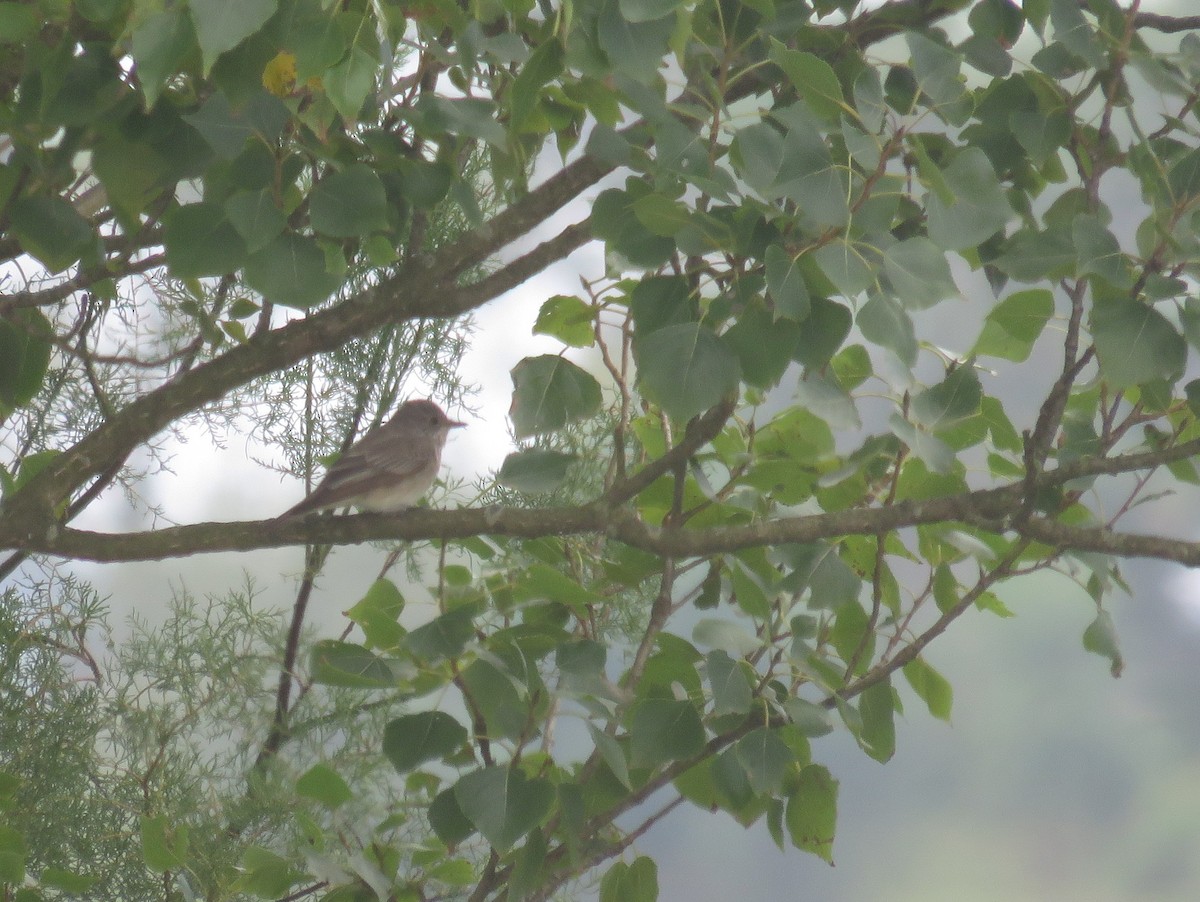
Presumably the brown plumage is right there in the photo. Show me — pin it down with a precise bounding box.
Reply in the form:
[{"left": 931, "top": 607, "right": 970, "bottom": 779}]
[{"left": 279, "top": 399, "right": 464, "bottom": 518}]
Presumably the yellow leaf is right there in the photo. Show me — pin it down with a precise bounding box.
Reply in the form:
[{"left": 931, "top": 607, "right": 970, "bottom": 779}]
[{"left": 262, "top": 51, "right": 297, "bottom": 97}]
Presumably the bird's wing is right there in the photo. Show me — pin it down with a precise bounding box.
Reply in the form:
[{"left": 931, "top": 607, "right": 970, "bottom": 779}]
[
  {"left": 337, "top": 424, "right": 431, "bottom": 478},
  {"left": 280, "top": 424, "right": 430, "bottom": 516}
]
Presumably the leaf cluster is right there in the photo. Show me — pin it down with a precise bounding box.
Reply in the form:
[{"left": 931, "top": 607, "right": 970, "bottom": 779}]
[{"left": 3, "top": 0, "right": 1200, "bottom": 899}]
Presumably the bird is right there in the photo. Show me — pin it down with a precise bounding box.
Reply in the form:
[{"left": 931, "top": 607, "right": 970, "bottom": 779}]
[{"left": 279, "top": 398, "right": 464, "bottom": 518}]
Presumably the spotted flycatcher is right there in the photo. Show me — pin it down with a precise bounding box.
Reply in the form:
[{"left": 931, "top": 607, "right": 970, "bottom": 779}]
[{"left": 280, "top": 399, "right": 464, "bottom": 517}]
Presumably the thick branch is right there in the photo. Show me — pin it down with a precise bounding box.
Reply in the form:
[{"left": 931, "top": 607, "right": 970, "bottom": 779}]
[
  {"left": 1132, "top": 11, "right": 1200, "bottom": 33},
  {"left": 1016, "top": 517, "right": 1200, "bottom": 566},
  {"left": 11, "top": 436, "right": 1200, "bottom": 562}
]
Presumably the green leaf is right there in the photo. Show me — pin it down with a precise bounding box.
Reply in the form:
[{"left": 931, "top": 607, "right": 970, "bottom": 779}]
[
  {"left": 981, "top": 395, "right": 1022, "bottom": 453},
  {"left": 0, "top": 825, "right": 24, "bottom": 884},
  {"left": 91, "top": 132, "right": 169, "bottom": 218},
  {"left": 289, "top": 12, "right": 351, "bottom": 81},
  {"left": 325, "top": 46, "right": 377, "bottom": 119},
  {"left": 890, "top": 414, "right": 955, "bottom": 474},
  {"left": 0, "top": 309, "right": 52, "bottom": 409},
  {"left": 1010, "top": 108, "right": 1071, "bottom": 164},
  {"left": 903, "top": 656, "right": 953, "bottom": 720},
  {"left": 706, "top": 650, "right": 753, "bottom": 716},
  {"left": 785, "top": 764, "right": 838, "bottom": 863},
  {"left": 830, "top": 344, "right": 872, "bottom": 391},
  {"left": 182, "top": 91, "right": 254, "bottom": 158},
  {"left": 1050, "top": 0, "right": 1106, "bottom": 68},
  {"left": 712, "top": 747, "right": 758, "bottom": 811},
  {"left": 454, "top": 767, "right": 554, "bottom": 853},
  {"left": 244, "top": 233, "right": 342, "bottom": 308},
  {"left": 600, "top": 857, "right": 659, "bottom": 902},
  {"left": 735, "top": 728, "right": 791, "bottom": 795},
  {"left": 722, "top": 304, "right": 801, "bottom": 389},
  {"left": 910, "top": 365, "right": 982, "bottom": 432},
  {"left": 0, "top": 770, "right": 19, "bottom": 801},
  {"left": 907, "top": 32, "right": 966, "bottom": 107},
  {"left": 1092, "top": 296, "right": 1186, "bottom": 389},
  {"left": 814, "top": 241, "right": 874, "bottom": 298},
  {"left": 512, "top": 562, "right": 601, "bottom": 614},
  {"left": 618, "top": 0, "right": 680, "bottom": 22},
  {"left": 1073, "top": 213, "right": 1132, "bottom": 288},
  {"left": 295, "top": 764, "right": 352, "bottom": 808},
  {"left": 429, "top": 789, "right": 475, "bottom": 847},
  {"left": 635, "top": 323, "right": 741, "bottom": 421},
  {"left": 597, "top": 0, "right": 674, "bottom": 82},
  {"left": 693, "top": 618, "right": 762, "bottom": 657},
  {"left": 793, "top": 297, "right": 852, "bottom": 369},
  {"left": 0, "top": 3, "right": 37, "bottom": 43},
  {"left": 858, "top": 295, "right": 917, "bottom": 367},
  {"left": 588, "top": 723, "right": 632, "bottom": 788},
  {"left": 510, "top": 38, "right": 564, "bottom": 131},
  {"left": 776, "top": 543, "right": 861, "bottom": 610},
  {"left": 632, "top": 191, "right": 692, "bottom": 236},
  {"left": 972, "top": 288, "right": 1054, "bottom": 361},
  {"left": 533, "top": 295, "right": 596, "bottom": 348},
  {"left": 309, "top": 640, "right": 395, "bottom": 687},
  {"left": 765, "top": 244, "right": 811, "bottom": 320},
  {"left": 995, "top": 229, "right": 1075, "bottom": 283},
  {"left": 970, "top": 0, "right": 1026, "bottom": 42},
  {"left": 592, "top": 185, "right": 676, "bottom": 268},
  {"left": 309, "top": 165, "right": 389, "bottom": 237},
  {"left": 131, "top": 8, "right": 199, "bottom": 108},
  {"left": 784, "top": 697, "right": 834, "bottom": 737},
  {"left": 384, "top": 712, "right": 468, "bottom": 772},
  {"left": 188, "top": 0, "right": 275, "bottom": 74},
  {"left": 558, "top": 639, "right": 606, "bottom": 683},
  {"left": 238, "top": 846, "right": 302, "bottom": 898},
  {"left": 509, "top": 355, "right": 603, "bottom": 439},
  {"left": 39, "top": 867, "right": 98, "bottom": 893},
  {"left": 8, "top": 450, "right": 59, "bottom": 499},
  {"left": 882, "top": 238, "right": 957, "bottom": 309},
  {"left": 346, "top": 579, "right": 405, "bottom": 650},
  {"left": 403, "top": 606, "right": 477, "bottom": 661},
  {"left": 432, "top": 855, "right": 479, "bottom": 887},
  {"left": 140, "top": 814, "right": 188, "bottom": 872},
  {"left": 858, "top": 681, "right": 896, "bottom": 762},
  {"left": 507, "top": 828, "right": 548, "bottom": 900},
  {"left": 415, "top": 95, "right": 507, "bottom": 147},
  {"left": 497, "top": 449, "right": 577, "bottom": 493},
  {"left": 224, "top": 189, "right": 287, "bottom": 252},
  {"left": 731, "top": 121, "right": 784, "bottom": 194},
  {"left": 729, "top": 561, "right": 771, "bottom": 618},
  {"left": 395, "top": 159, "right": 454, "bottom": 209},
  {"left": 770, "top": 42, "right": 846, "bottom": 121},
  {"left": 163, "top": 203, "right": 247, "bottom": 278},
  {"left": 1082, "top": 608, "right": 1124, "bottom": 678},
  {"left": 629, "top": 276, "right": 695, "bottom": 333},
  {"left": 1167, "top": 147, "right": 1200, "bottom": 201},
  {"left": 853, "top": 67, "right": 886, "bottom": 132},
  {"left": 926, "top": 148, "right": 1014, "bottom": 251},
  {"left": 8, "top": 196, "right": 94, "bottom": 273},
  {"left": 459, "top": 658, "right": 528, "bottom": 740},
  {"left": 773, "top": 112, "right": 851, "bottom": 227},
  {"left": 629, "top": 698, "right": 706, "bottom": 767},
  {"left": 829, "top": 597, "right": 873, "bottom": 674}
]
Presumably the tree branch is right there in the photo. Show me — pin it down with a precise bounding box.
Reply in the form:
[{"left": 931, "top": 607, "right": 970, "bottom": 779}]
[
  {"left": 11, "top": 436, "right": 1200, "bottom": 563},
  {"left": 1015, "top": 516, "right": 1200, "bottom": 566}
]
